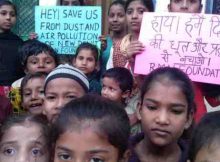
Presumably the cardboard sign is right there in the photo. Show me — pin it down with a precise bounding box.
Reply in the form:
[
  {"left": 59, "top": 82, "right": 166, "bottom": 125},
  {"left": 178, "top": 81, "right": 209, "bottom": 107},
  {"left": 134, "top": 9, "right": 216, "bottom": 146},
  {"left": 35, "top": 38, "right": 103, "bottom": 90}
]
[
  {"left": 135, "top": 12, "right": 220, "bottom": 84},
  {"left": 35, "top": 6, "right": 101, "bottom": 54}
]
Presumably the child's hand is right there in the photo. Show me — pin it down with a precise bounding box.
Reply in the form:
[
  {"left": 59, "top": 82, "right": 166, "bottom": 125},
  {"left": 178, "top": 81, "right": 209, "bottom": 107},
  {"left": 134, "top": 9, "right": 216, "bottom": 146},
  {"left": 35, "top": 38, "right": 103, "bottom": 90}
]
[
  {"left": 125, "top": 41, "right": 145, "bottom": 60},
  {"left": 29, "top": 32, "right": 38, "bottom": 40},
  {"left": 99, "top": 35, "right": 107, "bottom": 51}
]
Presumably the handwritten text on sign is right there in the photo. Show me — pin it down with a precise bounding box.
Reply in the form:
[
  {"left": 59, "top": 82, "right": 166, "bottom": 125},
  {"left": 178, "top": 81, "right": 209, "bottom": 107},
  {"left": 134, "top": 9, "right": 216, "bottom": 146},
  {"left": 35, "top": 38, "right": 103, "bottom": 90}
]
[
  {"left": 35, "top": 6, "right": 101, "bottom": 54},
  {"left": 135, "top": 12, "right": 220, "bottom": 84}
]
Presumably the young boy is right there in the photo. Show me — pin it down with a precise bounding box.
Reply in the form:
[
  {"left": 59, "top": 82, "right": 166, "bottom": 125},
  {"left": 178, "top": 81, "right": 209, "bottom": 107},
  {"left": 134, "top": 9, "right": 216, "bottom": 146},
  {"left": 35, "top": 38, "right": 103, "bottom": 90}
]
[
  {"left": 101, "top": 67, "right": 133, "bottom": 105},
  {"left": 101, "top": 67, "right": 140, "bottom": 134},
  {"left": 72, "top": 42, "right": 101, "bottom": 94},
  {"left": 43, "top": 64, "right": 89, "bottom": 123},
  {"left": 12, "top": 39, "right": 58, "bottom": 88},
  {"left": 20, "top": 73, "right": 47, "bottom": 115}
]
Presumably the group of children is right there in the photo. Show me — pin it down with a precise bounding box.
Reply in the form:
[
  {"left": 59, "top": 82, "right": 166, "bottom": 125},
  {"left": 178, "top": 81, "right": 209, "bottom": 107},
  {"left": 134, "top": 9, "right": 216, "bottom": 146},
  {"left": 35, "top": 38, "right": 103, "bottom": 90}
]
[{"left": 0, "top": 0, "right": 220, "bottom": 162}]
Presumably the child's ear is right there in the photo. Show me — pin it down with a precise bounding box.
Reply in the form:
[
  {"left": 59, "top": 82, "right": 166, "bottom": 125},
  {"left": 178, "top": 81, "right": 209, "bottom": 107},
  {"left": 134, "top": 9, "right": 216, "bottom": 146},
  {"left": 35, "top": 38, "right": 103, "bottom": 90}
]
[
  {"left": 136, "top": 101, "right": 142, "bottom": 120},
  {"left": 184, "top": 112, "right": 193, "bottom": 130},
  {"left": 119, "top": 149, "right": 131, "bottom": 162},
  {"left": 122, "top": 90, "right": 131, "bottom": 99},
  {"left": 24, "top": 68, "right": 28, "bottom": 74}
]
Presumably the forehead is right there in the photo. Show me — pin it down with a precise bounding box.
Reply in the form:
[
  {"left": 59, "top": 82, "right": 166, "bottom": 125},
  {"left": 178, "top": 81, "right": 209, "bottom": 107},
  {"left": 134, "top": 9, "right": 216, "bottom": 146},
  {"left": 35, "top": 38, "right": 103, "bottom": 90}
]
[
  {"left": 0, "top": 5, "right": 14, "bottom": 11},
  {"left": 28, "top": 52, "right": 53, "bottom": 59},
  {"left": 25, "top": 77, "right": 45, "bottom": 86},
  {"left": 127, "top": 0, "right": 146, "bottom": 9},
  {"left": 109, "top": 4, "right": 125, "bottom": 12},
  {"left": 1, "top": 122, "right": 44, "bottom": 143},
  {"left": 45, "top": 77, "right": 84, "bottom": 93}
]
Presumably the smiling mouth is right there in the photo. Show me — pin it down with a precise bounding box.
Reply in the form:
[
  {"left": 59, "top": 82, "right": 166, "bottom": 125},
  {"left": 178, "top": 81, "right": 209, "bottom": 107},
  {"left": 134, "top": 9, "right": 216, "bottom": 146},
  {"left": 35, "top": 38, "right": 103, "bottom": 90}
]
[{"left": 29, "top": 103, "right": 42, "bottom": 109}]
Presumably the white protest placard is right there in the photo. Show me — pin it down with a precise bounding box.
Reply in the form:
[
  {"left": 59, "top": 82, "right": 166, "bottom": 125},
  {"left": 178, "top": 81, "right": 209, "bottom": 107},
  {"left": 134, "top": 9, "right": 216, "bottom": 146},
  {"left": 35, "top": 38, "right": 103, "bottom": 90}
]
[
  {"left": 35, "top": 6, "right": 101, "bottom": 54},
  {"left": 135, "top": 12, "right": 220, "bottom": 84}
]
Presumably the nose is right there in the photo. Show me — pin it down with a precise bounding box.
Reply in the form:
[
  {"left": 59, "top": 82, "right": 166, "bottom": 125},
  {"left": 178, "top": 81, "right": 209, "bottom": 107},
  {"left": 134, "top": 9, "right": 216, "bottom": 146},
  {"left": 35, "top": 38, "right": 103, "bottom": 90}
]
[
  {"left": 155, "top": 109, "right": 170, "bottom": 125},
  {"left": 56, "top": 98, "right": 66, "bottom": 110},
  {"left": 131, "top": 10, "right": 138, "bottom": 19},
  {"left": 38, "top": 60, "right": 45, "bottom": 68},
  {"left": 181, "top": 0, "right": 189, "bottom": 10},
  {"left": 31, "top": 91, "right": 38, "bottom": 100},
  {"left": 113, "top": 16, "right": 118, "bottom": 22},
  {"left": 6, "top": 13, "right": 11, "bottom": 20},
  {"left": 16, "top": 150, "right": 29, "bottom": 162}
]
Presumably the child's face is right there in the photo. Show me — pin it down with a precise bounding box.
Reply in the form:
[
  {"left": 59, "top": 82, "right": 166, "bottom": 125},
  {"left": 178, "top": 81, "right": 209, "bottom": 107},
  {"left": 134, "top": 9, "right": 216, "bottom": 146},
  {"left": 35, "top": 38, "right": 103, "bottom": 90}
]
[
  {"left": 101, "top": 77, "right": 124, "bottom": 103},
  {"left": 0, "top": 5, "right": 16, "bottom": 33},
  {"left": 54, "top": 126, "right": 120, "bottom": 162},
  {"left": 22, "top": 77, "right": 45, "bottom": 115},
  {"left": 61, "top": 0, "right": 81, "bottom": 6},
  {"left": 193, "top": 144, "right": 220, "bottom": 162},
  {"left": 44, "top": 78, "right": 85, "bottom": 123},
  {"left": 26, "top": 52, "right": 56, "bottom": 74},
  {"left": 126, "top": 0, "right": 148, "bottom": 33},
  {"left": 168, "top": 0, "right": 202, "bottom": 13},
  {"left": 0, "top": 122, "right": 49, "bottom": 162},
  {"left": 73, "top": 49, "right": 96, "bottom": 75},
  {"left": 108, "top": 4, "right": 126, "bottom": 33},
  {"left": 138, "top": 80, "right": 192, "bottom": 147}
]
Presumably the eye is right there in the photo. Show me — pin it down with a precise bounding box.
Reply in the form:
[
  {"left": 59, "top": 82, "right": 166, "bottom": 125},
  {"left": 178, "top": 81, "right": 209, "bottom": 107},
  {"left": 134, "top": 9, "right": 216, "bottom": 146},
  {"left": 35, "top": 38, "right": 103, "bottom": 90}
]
[
  {"left": 90, "top": 158, "right": 104, "bottom": 162},
  {"left": 30, "top": 60, "right": 38, "bottom": 65},
  {"left": 146, "top": 105, "right": 157, "bottom": 111},
  {"left": 46, "top": 95, "right": 56, "bottom": 101},
  {"left": 31, "top": 148, "right": 42, "bottom": 157},
  {"left": 23, "top": 91, "right": 31, "bottom": 96},
  {"left": 58, "top": 153, "right": 71, "bottom": 160},
  {"left": 138, "top": 9, "right": 145, "bottom": 14},
  {"left": 66, "top": 95, "right": 76, "bottom": 99},
  {"left": 3, "top": 147, "right": 16, "bottom": 156},
  {"left": 171, "top": 108, "right": 184, "bottom": 115},
  {"left": 126, "top": 9, "right": 133, "bottom": 15}
]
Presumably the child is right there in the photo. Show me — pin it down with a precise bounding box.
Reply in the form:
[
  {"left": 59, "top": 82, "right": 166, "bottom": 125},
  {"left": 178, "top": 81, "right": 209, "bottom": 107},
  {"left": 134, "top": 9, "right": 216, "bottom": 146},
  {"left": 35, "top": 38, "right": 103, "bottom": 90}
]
[
  {"left": 0, "top": 114, "right": 51, "bottom": 162},
  {"left": 101, "top": 67, "right": 133, "bottom": 105},
  {"left": 72, "top": 42, "right": 101, "bottom": 94},
  {"left": 43, "top": 64, "right": 89, "bottom": 123},
  {"left": 168, "top": 0, "right": 202, "bottom": 13},
  {"left": 121, "top": 0, "right": 154, "bottom": 70},
  {"left": 52, "top": 94, "right": 130, "bottom": 162},
  {"left": 20, "top": 73, "right": 47, "bottom": 115},
  {"left": 12, "top": 39, "right": 58, "bottom": 88},
  {"left": 100, "top": 0, "right": 127, "bottom": 70},
  {"left": 129, "top": 67, "right": 195, "bottom": 162},
  {"left": 188, "top": 111, "right": 220, "bottom": 162},
  {"left": 0, "top": 0, "right": 24, "bottom": 96}
]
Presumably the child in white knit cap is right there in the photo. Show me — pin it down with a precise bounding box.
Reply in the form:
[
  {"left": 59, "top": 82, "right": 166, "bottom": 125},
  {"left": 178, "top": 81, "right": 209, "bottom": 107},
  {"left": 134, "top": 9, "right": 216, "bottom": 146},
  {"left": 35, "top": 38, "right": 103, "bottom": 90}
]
[{"left": 43, "top": 64, "right": 89, "bottom": 123}]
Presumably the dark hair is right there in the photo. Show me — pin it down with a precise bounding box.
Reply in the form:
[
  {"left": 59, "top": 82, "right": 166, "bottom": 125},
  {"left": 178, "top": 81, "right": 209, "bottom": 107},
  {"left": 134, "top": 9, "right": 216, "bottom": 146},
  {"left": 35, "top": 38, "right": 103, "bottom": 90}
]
[
  {"left": 20, "top": 72, "right": 47, "bottom": 101},
  {"left": 125, "top": 0, "right": 154, "bottom": 12},
  {"left": 202, "top": 83, "right": 220, "bottom": 98},
  {"left": 141, "top": 67, "right": 195, "bottom": 116},
  {"left": 188, "top": 111, "right": 220, "bottom": 162},
  {"left": 20, "top": 40, "right": 58, "bottom": 68},
  {"left": 0, "top": 114, "right": 51, "bottom": 149},
  {"left": 102, "top": 67, "right": 134, "bottom": 92},
  {"left": 0, "top": 0, "right": 17, "bottom": 15},
  {"left": 108, "top": 0, "right": 126, "bottom": 15},
  {"left": 60, "top": 0, "right": 84, "bottom": 5},
  {"left": 52, "top": 94, "right": 130, "bottom": 159},
  {"left": 75, "top": 42, "right": 99, "bottom": 63}
]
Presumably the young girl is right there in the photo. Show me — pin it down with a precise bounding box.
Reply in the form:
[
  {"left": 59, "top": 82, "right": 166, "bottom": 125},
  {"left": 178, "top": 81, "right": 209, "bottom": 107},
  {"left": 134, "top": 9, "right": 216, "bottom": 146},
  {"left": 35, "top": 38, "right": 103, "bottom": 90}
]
[
  {"left": 52, "top": 94, "right": 130, "bottom": 162},
  {"left": 0, "top": 0, "right": 24, "bottom": 96},
  {"left": 101, "top": 0, "right": 127, "bottom": 70},
  {"left": 43, "top": 64, "right": 89, "bottom": 123},
  {"left": 21, "top": 73, "right": 47, "bottom": 115},
  {"left": 72, "top": 42, "right": 101, "bottom": 94},
  {"left": 188, "top": 111, "right": 220, "bottom": 162},
  {"left": 121, "top": 0, "right": 154, "bottom": 70},
  {"left": 0, "top": 114, "right": 51, "bottom": 162},
  {"left": 129, "top": 67, "right": 195, "bottom": 162}
]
